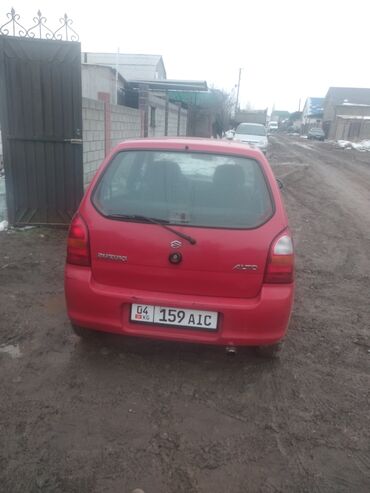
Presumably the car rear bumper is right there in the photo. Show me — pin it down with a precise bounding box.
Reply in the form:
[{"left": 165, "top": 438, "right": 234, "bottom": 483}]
[{"left": 65, "top": 266, "right": 294, "bottom": 346}]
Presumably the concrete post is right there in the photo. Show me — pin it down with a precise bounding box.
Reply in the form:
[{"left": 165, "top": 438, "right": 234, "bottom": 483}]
[{"left": 138, "top": 84, "right": 149, "bottom": 137}]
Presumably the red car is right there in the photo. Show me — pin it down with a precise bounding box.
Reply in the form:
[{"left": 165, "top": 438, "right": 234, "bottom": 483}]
[{"left": 65, "top": 138, "right": 294, "bottom": 357}]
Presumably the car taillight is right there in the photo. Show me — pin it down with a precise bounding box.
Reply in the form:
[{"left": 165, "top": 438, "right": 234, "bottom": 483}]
[
  {"left": 66, "top": 214, "right": 91, "bottom": 266},
  {"left": 264, "top": 232, "right": 294, "bottom": 284}
]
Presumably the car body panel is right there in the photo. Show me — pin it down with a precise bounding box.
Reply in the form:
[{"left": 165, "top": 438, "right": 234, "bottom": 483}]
[
  {"left": 308, "top": 128, "right": 325, "bottom": 140},
  {"left": 268, "top": 122, "right": 279, "bottom": 132},
  {"left": 85, "top": 211, "right": 286, "bottom": 300},
  {"left": 65, "top": 266, "right": 294, "bottom": 346},
  {"left": 233, "top": 123, "right": 268, "bottom": 152}
]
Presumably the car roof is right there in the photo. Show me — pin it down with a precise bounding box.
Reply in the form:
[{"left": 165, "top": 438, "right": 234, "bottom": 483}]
[
  {"left": 237, "top": 122, "right": 265, "bottom": 127},
  {"left": 113, "top": 137, "right": 267, "bottom": 160}
]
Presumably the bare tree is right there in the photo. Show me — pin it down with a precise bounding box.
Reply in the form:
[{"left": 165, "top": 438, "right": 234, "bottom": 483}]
[{"left": 209, "top": 88, "right": 235, "bottom": 135}]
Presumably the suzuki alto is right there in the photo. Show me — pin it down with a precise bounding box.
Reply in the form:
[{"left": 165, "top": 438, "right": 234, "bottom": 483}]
[{"left": 65, "top": 138, "right": 294, "bottom": 357}]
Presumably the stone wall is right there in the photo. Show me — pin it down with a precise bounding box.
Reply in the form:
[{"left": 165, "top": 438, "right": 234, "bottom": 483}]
[
  {"left": 82, "top": 98, "right": 106, "bottom": 186},
  {"left": 148, "top": 95, "right": 187, "bottom": 138},
  {"left": 110, "top": 104, "right": 142, "bottom": 148},
  {"left": 82, "top": 98, "right": 141, "bottom": 186}
]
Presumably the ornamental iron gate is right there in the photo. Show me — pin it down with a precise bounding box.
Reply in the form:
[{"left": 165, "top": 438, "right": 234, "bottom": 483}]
[{"left": 0, "top": 9, "right": 83, "bottom": 225}]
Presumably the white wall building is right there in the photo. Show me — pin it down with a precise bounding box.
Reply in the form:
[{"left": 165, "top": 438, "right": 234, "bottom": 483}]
[{"left": 81, "top": 53, "right": 167, "bottom": 81}]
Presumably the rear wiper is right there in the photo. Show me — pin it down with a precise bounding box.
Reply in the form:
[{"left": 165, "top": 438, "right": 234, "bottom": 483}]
[{"left": 108, "top": 214, "right": 196, "bottom": 245}]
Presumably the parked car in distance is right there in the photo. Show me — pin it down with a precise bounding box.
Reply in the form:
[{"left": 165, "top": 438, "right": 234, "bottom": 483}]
[
  {"left": 307, "top": 127, "right": 325, "bottom": 141},
  {"left": 233, "top": 123, "right": 269, "bottom": 154},
  {"left": 268, "top": 121, "right": 279, "bottom": 133},
  {"left": 65, "top": 138, "right": 294, "bottom": 357}
]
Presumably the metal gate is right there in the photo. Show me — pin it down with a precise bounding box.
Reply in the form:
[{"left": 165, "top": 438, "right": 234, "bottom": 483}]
[{"left": 0, "top": 10, "right": 83, "bottom": 225}]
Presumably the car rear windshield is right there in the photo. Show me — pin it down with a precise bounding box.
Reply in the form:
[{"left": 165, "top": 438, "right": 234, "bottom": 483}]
[
  {"left": 236, "top": 124, "right": 266, "bottom": 136},
  {"left": 92, "top": 150, "right": 274, "bottom": 229}
]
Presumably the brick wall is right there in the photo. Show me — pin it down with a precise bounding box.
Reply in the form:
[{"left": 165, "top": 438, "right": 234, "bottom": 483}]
[
  {"left": 180, "top": 108, "right": 187, "bottom": 135},
  {"left": 168, "top": 105, "right": 179, "bottom": 136},
  {"left": 82, "top": 98, "right": 105, "bottom": 186},
  {"left": 82, "top": 98, "right": 142, "bottom": 186},
  {"left": 148, "top": 95, "right": 165, "bottom": 137},
  {"left": 110, "top": 104, "right": 141, "bottom": 148},
  {"left": 148, "top": 94, "right": 187, "bottom": 138}
]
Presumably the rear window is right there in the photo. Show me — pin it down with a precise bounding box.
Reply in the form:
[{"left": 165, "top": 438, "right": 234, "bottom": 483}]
[
  {"left": 92, "top": 150, "right": 274, "bottom": 229},
  {"left": 236, "top": 124, "right": 266, "bottom": 136}
]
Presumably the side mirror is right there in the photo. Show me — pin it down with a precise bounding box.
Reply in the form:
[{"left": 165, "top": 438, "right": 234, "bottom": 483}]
[{"left": 276, "top": 178, "right": 284, "bottom": 190}]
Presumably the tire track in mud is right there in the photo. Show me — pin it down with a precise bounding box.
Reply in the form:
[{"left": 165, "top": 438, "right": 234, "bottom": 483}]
[
  {"left": 273, "top": 136, "right": 370, "bottom": 234},
  {"left": 267, "top": 136, "right": 370, "bottom": 492},
  {"left": 271, "top": 137, "right": 370, "bottom": 283},
  {"left": 267, "top": 367, "right": 326, "bottom": 493}
]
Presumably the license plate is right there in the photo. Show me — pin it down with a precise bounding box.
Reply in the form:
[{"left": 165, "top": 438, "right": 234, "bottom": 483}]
[{"left": 130, "top": 304, "right": 218, "bottom": 330}]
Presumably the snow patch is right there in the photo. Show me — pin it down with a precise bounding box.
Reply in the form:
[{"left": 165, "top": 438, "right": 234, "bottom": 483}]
[
  {"left": 336, "top": 139, "right": 370, "bottom": 151},
  {"left": 0, "top": 220, "right": 8, "bottom": 231},
  {"left": 0, "top": 344, "right": 21, "bottom": 359}
]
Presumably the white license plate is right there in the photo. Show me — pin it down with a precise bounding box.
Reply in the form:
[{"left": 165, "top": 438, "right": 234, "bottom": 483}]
[{"left": 131, "top": 304, "right": 218, "bottom": 330}]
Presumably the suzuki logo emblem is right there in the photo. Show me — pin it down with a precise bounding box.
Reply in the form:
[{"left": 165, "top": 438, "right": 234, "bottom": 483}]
[{"left": 170, "top": 240, "right": 182, "bottom": 249}]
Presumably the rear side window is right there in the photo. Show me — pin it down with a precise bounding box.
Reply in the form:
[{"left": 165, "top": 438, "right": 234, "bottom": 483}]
[{"left": 92, "top": 151, "right": 274, "bottom": 229}]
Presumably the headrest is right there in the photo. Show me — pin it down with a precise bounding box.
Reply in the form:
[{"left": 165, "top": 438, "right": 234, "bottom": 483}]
[
  {"left": 145, "top": 160, "right": 183, "bottom": 183},
  {"left": 213, "top": 165, "right": 245, "bottom": 187}
]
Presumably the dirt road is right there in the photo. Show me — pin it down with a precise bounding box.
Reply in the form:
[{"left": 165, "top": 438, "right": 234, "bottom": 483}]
[{"left": 1, "top": 135, "right": 369, "bottom": 492}]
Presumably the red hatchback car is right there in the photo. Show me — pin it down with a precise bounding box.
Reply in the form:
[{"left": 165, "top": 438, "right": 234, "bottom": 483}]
[{"left": 65, "top": 138, "right": 294, "bottom": 357}]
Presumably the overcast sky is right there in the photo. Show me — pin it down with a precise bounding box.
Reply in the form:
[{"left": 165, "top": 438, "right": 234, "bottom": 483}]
[{"left": 5, "top": 0, "right": 370, "bottom": 112}]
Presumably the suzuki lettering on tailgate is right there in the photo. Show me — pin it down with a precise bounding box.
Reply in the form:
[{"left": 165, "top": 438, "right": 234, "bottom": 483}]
[{"left": 97, "top": 252, "right": 128, "bottom": 262}]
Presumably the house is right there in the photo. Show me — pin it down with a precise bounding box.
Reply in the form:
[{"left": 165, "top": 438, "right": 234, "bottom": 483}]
[
  {"left": 81, "top": 52, "right": 167, "bottom": 81},
  {"left": 81, "top": 64, "right": 126, "bottom": 104},
  {"left": 270, "top": 110, "right": 290, "bottom": 123},
  {"left": 323, "top": 87, "right": 370, "bottom": 137},
  {"left": 125, "top": 79, "right": 209, "bottom": 138},
  {"left": 328, "top": 103, "right": 370, "bottom": 141},
  {"left": 301, "top": 97, "right": 324, "bottom": 134},
  {"left": 234, "top": 109, "right": 267, "bottom": 126},
  {"left": 281, "top": 111, "right": 302, "bottom": 132}
]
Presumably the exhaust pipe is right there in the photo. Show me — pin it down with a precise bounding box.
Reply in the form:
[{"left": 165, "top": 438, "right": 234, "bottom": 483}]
[{"left": 225, "top": 346, "right": 237, "bottom": 355}]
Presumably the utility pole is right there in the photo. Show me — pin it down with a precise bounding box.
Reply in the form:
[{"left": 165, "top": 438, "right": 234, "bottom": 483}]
[
  {"left": 298, "top": 98, "right": 301, "bottom": 111},
  {"left": 235, "top": 68, "right": 242, "bottom": 115}
]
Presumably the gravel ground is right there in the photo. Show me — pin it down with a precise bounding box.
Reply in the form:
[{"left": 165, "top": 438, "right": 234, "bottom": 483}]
[{"left": 0, "top": 135, "right": 369, "bottom": 492}]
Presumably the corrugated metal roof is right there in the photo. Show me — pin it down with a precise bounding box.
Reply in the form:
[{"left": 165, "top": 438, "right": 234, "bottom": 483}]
[
  {"left": 326, "top": 87, "right": 370, "bottom": 105},
  {"left": 127, "top": 79, "right": 208, "bottom": 92}
]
